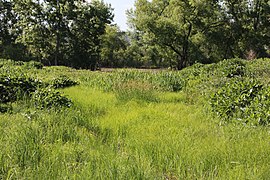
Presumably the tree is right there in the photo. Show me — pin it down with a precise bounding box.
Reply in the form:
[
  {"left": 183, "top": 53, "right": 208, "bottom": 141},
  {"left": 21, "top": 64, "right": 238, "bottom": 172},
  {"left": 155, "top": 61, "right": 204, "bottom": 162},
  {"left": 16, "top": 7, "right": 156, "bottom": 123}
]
[
  {"left": 13, "top": 0, "right": 113, "bottom": 68},
  {"left": 69, "top": 0, "right": 113, "bottom": 70},
  {"left": 133, "top": 0, "right": 221, "bottom": 69},
  {"left": 217, "top": 0, "right": 270, "bottom": 59},
  {"left": 131, "top": 0, "right": 269, "bottom": 68},
  {"left": 100, "top": 25, "right": 128, "bottom": 67},
  {"left": 14, "top": 0, "right": 54, "bottom": 63},
  {"left": 0, "top": 0, "right": 28, "bottom": 60}
]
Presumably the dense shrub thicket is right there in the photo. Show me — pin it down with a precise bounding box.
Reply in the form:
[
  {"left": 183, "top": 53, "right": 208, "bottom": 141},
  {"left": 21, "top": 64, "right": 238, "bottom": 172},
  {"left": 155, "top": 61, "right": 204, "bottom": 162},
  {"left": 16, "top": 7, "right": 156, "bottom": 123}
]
[
  {"left": 207, "top": 58, "right": 270, "bottom": 126},
  {"left": 0, "top": 60, "right": 77, "bottom": 113}
]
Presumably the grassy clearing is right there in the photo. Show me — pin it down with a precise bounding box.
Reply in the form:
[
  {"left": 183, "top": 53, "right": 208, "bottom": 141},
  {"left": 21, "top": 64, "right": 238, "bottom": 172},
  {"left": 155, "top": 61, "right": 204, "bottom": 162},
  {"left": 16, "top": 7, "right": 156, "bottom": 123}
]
[
  {"left": 1, "top": 58, "right": 270, "bottom": 179},
  {"left": 62, "top": 86, "right": 270, "bottom": 179}
]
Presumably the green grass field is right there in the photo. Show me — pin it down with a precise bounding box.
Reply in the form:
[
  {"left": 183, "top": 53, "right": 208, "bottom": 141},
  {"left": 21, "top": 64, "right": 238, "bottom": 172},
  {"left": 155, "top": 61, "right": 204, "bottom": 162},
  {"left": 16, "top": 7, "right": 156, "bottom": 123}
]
[{"left": 1, "top": 59, "right": 270, "bottom": 179}]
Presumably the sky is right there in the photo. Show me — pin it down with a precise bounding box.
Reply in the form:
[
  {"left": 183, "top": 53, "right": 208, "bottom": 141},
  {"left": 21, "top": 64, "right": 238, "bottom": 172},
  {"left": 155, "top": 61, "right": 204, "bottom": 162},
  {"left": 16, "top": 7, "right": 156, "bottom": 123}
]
[{"left": 102, "top": 0, "right": 135, "bottom": 31}]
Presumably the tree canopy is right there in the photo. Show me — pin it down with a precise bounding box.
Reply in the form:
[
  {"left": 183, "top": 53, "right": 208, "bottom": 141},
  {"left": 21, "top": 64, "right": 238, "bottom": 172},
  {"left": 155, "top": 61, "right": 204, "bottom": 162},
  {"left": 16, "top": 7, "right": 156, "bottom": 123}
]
[
  {"left": 0, "top": 0, "right": 113, "bottom": 69},
  {"left": 0, "top": 0, "right": 269, "bottom": 69}
]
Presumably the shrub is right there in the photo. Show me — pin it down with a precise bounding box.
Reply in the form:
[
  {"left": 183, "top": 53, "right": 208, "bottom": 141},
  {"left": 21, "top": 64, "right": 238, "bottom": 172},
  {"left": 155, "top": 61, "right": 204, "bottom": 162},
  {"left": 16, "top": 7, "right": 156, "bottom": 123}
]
[
  {"left": 0, "top": 74, "right": 41, "bottom": 103},
  {"left": 242, "top": 87, "right": 270, "bottom": 126},
  {"left": 216, "top": 59, "right": 246, "bottom": 78},
  {"left": 32, "top": 88, "right": 72, "bottom": 109},
  {"left": 51, "top": 75, "right": 79, "bottom": 89},
  {"left": 24, "top": 61, "right": 43, "bottom": 69},
  {"left": 209, "top": 78, "right": 270, "bottom": 125},
  {"left": 0, "top": 103, "right": 12, "bottom": 113}
]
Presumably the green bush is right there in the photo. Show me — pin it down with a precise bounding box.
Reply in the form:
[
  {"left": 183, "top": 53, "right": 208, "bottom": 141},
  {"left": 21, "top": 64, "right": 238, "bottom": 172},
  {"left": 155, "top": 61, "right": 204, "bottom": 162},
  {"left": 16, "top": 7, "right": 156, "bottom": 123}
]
[
  {"left": 51, "top": 75, "right": 79, "bottom": 89},
  {"left": 209, "top": 78, "right": 270, "bottom": 125},
  {"left": 24, "top": 61, "right": 43, "bottom": 69},
  {"left": 242, "top": 87, "right": 270, "bottom": 126},
  {"left": 0, "top": 74, "right": 41, "bottom": 103},
  {"left": 32, "top": 88, "right": 72, "bottom": 109},
  {"left": 0, "top": 103, "right": 12, "bottom": 113},
  {"left": 216, "top": 59, "right": 246, "bottom": 78}
]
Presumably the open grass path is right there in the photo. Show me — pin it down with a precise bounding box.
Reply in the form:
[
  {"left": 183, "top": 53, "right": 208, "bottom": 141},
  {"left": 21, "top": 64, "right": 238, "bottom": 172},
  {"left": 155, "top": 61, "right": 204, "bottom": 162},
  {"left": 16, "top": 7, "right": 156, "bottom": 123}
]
[{"left": 63, "top": 85, "right": 270, "bottom": 179}]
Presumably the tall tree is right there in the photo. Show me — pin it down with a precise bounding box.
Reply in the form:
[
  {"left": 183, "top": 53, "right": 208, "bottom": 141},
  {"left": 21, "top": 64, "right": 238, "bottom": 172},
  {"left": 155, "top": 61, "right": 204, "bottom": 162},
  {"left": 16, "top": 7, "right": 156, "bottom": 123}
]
[
  {"left": 133, "top": 0, "right": 221, "bottom": 69},
  {"left": 69, "top": 0, "right": 113, "bottom": 69},
  {"left": 0, "top": 0, "right": 28, "bottom": 60},
  {"left": 100, "top": 25, "right": 128, "bottom": 67},
  {"left": 13, "top": 0, "right": 113, "bottom": 68},
  {"left": 217, "top": 0, "right": 270, "bottom": 59},
  {"left": 14, "top": 0, "right": 53, "bottom": 62}
]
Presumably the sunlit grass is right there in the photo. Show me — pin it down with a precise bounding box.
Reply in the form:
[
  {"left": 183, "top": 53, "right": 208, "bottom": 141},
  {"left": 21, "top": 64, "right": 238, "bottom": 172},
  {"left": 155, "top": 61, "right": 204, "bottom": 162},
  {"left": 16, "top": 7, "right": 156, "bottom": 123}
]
[{"left": 63, "top": 85, "right": 270, "bottom": 179}]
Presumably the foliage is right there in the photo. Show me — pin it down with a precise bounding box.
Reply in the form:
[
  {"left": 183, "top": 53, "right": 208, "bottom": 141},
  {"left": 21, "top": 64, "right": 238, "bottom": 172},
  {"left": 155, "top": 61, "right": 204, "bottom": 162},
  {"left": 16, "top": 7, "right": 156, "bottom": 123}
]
[
  {"left": 0, "top": 59, "right": 74, "bottom": 113},
  {"left": 155, "top": 72, "right": 184, "bottom": 92},
  {"left": 209, "top": 77, "right": 270, "bottom": 125},
  {"left": 128, "top": 0, "right": 269, "bottom": 69},
  {"left": 32, "top": 88, "right": 72, "bottom": 109},
  {"left": 0, "top": 103, "right": 11, "bottom": 113},
  {"left": 24, "top": 61, "right": 43, "bottom": 69},
  {"left": 216, "top": 59, "right": 246, "bottom": 78},
  {"left": 68, "top": 1, "right": 113, "bottom": 69},
  {"left": 100, "top": 25, "right": 128, "bottom": 68},
  {"left": 51, "top": 75, "right": 79, "bottom": 89},
  {"left": 82, "top": 69, "right": 184, "bottom": 93},
  {"left": 2, "top": 58, "right": 270, "bottom": 179},
  {"left": 0, "top": 0, "right": 29, "bottom": 60},
  {"left": 9, "top": 0, "right": 113, "bottom": 68},
  {"left": 0, "top": 73, "right": 41, "bottom": 103}
]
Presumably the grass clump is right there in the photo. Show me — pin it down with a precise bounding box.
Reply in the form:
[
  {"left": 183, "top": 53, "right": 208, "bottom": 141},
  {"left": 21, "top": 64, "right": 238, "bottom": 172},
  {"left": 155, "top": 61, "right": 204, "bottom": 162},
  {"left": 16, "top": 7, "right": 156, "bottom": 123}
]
[{"left": 115, "top": 80, "right": 159, "bottom": 103}]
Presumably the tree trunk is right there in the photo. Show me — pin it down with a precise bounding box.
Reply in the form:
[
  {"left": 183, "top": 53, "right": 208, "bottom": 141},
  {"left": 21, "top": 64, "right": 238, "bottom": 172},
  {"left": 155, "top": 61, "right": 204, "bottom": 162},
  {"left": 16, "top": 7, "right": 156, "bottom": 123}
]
[{"left": 55, "top": 0, "right": 60, "bottom": 66}]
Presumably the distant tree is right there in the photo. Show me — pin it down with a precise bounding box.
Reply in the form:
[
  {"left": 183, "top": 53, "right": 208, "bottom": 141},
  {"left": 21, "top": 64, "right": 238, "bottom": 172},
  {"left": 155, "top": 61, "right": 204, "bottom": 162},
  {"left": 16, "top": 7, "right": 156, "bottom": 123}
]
[
  {"left": 13, "top": 0, "right": 113, "bottom": 69},
  {"left": 217, "top": 0, "right": 270, "bottom": 59},
  {"left": 131, "top": 0, "right": 269, "bottom": 68},
  {"left": 133, "top": 0, "right": 222, "bottom": 69},
  {"left": 69, "top": 0, "right": 113, "bottom": 70},
  {"left": 100, "top": 25, "right": 128, "bottom": 67},
  {"left": 0, "top": 0, "right": 28, "bottom": 60}
]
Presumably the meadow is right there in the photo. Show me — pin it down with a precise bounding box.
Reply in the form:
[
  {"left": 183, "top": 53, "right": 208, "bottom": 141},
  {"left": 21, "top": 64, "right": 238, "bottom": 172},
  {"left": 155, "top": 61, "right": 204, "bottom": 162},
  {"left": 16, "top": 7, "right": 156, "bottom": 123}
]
[{"left": 1, "top": 58, "right": 270, "bottom": 179}]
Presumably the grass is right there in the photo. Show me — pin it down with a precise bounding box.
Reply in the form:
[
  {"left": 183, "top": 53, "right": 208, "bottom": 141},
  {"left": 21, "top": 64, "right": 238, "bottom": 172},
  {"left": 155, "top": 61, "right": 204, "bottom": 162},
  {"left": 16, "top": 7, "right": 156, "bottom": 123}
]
[
  {"left": 1, "top": 58, "right": 270, "bottom": 179},
  {"left": 61, "top": 85, "right": 270, "bottom": 179}
]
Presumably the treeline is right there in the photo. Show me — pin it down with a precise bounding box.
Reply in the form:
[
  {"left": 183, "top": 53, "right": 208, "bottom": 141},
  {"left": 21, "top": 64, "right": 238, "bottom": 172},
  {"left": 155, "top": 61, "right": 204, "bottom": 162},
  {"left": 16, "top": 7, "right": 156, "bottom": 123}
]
[
  {"left": 101, "top": 0, "right": 269, "bottom": 69},
  {"left": 0, "top": 0, "right": 112, "bottom": 70},
  {"left": 0, "top": 0, "right": 269, "bottom": 70}
]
